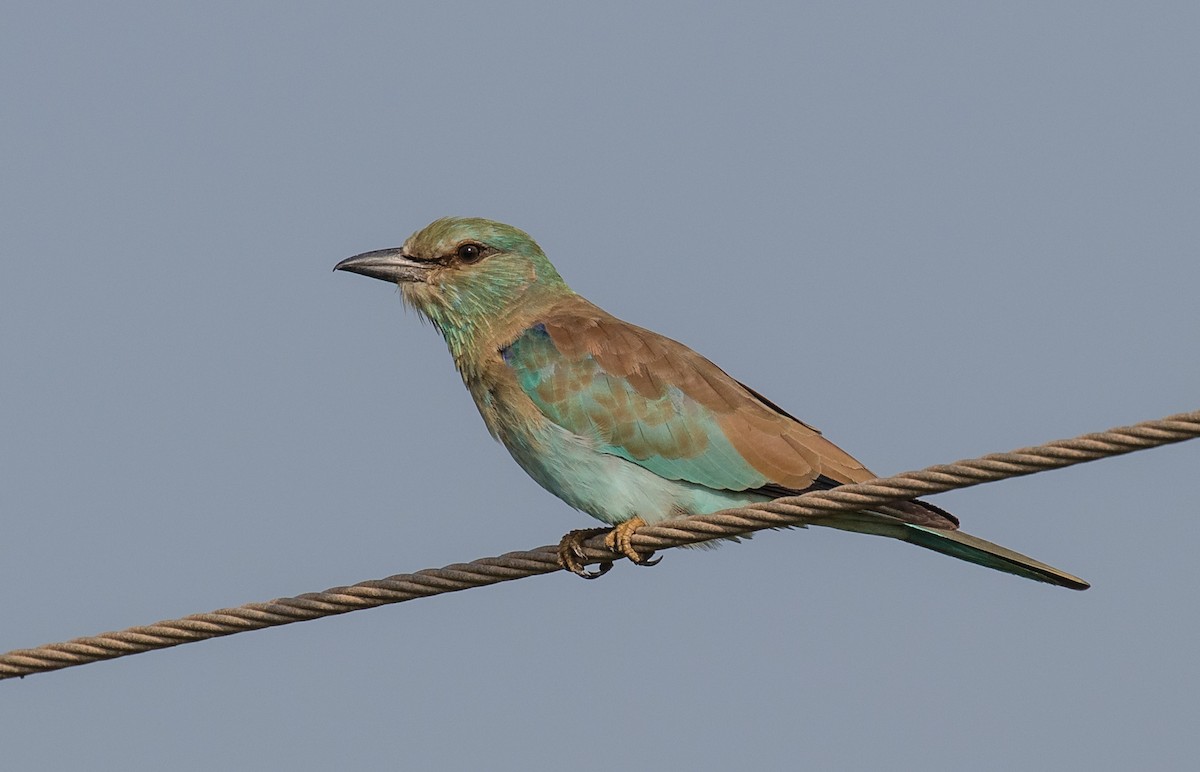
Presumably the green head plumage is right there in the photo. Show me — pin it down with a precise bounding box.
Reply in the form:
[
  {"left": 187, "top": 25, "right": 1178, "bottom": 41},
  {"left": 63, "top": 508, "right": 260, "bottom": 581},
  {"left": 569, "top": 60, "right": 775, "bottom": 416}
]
[{"left": 335, "top": 217, "right": 571, "bottom": 364}]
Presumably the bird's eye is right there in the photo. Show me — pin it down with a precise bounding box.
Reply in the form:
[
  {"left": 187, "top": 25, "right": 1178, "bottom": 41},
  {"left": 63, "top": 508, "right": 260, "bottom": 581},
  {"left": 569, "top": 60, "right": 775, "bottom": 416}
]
[{"left": 457, "top": 243, "right": 483, "bottom": 263}]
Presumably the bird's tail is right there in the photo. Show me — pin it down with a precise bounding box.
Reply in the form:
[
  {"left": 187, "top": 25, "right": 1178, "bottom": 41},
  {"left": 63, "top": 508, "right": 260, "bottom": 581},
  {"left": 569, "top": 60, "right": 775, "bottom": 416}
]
[
  {"left": 813, "top": 513, "right": 1090, "bottom": 590},
  {"left": 900, "top": 524, "right": 1089, "bottom": 589}
]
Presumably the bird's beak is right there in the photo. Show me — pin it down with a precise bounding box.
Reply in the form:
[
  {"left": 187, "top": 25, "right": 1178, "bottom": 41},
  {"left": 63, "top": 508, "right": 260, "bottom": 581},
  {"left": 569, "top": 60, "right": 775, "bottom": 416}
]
[{"left": 334, "top": 248, "right": 432, "bottom": 284}]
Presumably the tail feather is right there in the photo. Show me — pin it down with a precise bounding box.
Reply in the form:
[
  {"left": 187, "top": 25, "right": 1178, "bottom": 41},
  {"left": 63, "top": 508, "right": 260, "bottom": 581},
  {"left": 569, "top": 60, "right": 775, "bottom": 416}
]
[
  {"left": 901, "top": 524, "right": 1090, "bottom": 590},
  {"left": 812, "top": 514, "right": 1090, "bottom": 590}
]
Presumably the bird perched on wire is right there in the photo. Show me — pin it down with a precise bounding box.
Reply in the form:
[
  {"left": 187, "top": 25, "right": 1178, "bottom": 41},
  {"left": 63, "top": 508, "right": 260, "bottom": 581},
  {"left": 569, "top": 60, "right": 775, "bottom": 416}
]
[{"left": 335, "top": 217, "right": 1088, "bottom": 589}]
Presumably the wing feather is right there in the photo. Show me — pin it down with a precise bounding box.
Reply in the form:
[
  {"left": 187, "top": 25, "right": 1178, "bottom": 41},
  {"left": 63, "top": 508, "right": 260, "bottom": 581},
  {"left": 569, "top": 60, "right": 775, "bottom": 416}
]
[{"left": 503, "top": 301, "right": 873, "bottom": 494}]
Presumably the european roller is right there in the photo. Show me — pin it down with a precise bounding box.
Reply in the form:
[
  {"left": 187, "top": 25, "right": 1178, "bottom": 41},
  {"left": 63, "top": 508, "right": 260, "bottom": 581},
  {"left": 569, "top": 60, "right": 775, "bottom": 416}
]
[{"left": 335, "top": 217, "right": 1088, "bottom": 589}]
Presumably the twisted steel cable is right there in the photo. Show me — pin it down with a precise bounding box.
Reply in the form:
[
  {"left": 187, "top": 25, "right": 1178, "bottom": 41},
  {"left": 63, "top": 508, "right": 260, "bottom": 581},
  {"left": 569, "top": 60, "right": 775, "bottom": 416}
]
[{"left": 2, "top": 408, "right": 1197, "bottom": 681}]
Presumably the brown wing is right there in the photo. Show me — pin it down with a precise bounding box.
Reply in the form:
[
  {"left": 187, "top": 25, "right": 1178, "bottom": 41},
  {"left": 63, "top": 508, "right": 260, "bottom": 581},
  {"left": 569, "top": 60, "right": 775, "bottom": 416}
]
[{"left": 537, "top": 297, "right": 875, "bottom": 491}]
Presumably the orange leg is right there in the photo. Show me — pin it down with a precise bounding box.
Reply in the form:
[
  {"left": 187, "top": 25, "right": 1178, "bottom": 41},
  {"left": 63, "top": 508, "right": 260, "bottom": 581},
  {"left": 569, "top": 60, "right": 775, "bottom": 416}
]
[
  {"left": 603, "top": 516, "right": 662, "bottom": 568},
  {"left": 556, "top": 528, "right": 613, "bottom": 579}
]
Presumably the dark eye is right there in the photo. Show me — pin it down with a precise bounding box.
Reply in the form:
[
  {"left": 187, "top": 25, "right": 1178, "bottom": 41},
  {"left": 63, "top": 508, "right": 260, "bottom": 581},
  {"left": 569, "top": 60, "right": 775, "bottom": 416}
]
[{"left": 457, "top": 243, "right": 483, "bottom": 263}]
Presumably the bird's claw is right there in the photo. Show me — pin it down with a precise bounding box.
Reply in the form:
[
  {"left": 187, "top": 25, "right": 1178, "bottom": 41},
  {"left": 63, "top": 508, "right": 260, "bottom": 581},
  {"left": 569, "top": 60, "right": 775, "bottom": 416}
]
[
  {"left": 604, "top": 516, "right": 661, "bottom": 567},
  {"left": 556, "top": 528, "right": 613, "bottom": 579},
  {"left": 557, "top": 517, "right": 662, "bottom": 579}
]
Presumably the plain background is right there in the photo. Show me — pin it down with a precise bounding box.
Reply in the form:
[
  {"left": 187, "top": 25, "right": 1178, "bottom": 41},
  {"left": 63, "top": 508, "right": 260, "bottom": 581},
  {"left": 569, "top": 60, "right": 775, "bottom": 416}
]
[{"left": 2, "top": 3, "right": 1198, "bottom": 770}]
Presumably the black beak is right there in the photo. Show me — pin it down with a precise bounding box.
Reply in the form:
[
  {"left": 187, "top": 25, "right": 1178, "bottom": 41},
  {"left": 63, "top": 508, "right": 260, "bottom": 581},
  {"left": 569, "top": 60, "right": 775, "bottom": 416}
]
[{"left": 334, "top": 248, "right": 432, "bottom": 284}]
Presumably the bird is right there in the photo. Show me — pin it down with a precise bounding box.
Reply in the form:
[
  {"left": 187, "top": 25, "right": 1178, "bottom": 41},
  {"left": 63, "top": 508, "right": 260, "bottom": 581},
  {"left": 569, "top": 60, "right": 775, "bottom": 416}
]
[{"left": 334, "top": 217, "right": 1088, "bottom": 589}]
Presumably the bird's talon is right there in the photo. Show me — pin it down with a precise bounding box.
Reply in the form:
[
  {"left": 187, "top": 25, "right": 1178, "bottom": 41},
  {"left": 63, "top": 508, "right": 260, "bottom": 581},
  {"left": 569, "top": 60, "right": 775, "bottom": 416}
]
[
  {"left": 581, "top": 561, "right": 613, "bottom": 579},
  {"left": 604, "top": 516, "right": 662, "bottom": 568},
  {"left": 557, "top": 527, "right": 613, "bottom": 579}
]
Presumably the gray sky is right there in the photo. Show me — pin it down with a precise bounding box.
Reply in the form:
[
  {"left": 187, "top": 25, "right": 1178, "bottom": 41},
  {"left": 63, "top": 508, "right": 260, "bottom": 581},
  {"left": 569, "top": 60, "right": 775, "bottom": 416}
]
[{"left": 3, "top": 3, "right": 1198, "bottom": 770}]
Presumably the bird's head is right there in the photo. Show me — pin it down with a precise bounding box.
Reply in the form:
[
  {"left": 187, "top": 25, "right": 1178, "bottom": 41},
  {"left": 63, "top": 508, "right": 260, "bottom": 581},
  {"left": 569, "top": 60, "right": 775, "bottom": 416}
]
[{"left": 335, "top": 217, "right": 569, "bottom": 349}]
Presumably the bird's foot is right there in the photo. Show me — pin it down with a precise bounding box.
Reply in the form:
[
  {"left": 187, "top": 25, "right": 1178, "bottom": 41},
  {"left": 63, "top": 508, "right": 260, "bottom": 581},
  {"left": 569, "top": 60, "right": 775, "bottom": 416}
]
[
  {"left": 556, "top": 528, "right": 613, "bottom": 579},
  {"left": 605, "top": 516, "right": 662, "bottom": 568}
]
